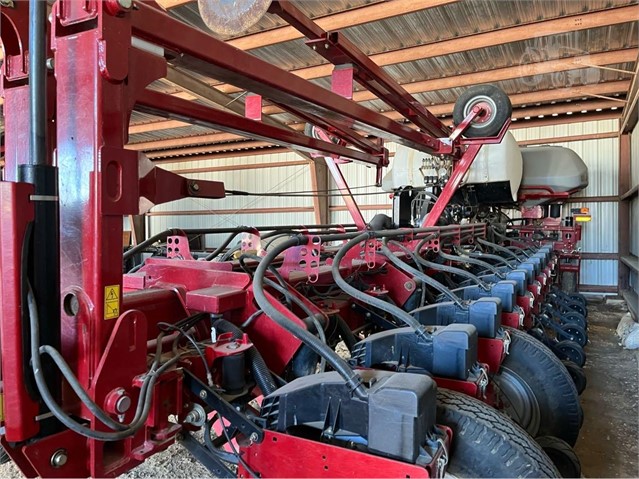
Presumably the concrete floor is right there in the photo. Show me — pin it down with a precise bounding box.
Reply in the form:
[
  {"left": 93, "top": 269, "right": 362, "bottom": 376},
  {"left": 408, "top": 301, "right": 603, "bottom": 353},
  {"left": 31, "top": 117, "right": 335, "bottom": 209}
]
[
  {"left": 574, "top": 299, "right": 639, "bottom": 478},
  {"left": 0, "top": 300, "right": 637, "bottom": 478}
]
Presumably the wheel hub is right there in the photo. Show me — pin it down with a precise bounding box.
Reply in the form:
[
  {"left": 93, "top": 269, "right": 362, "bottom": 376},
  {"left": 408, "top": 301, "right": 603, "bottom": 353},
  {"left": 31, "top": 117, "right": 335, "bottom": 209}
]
[{"left": 492, "top": 366, "right": 541, "bottom": 437}]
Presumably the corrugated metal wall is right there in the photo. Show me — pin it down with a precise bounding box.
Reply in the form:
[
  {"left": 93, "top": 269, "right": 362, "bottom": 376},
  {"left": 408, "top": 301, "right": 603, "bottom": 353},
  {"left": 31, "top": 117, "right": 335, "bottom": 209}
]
[
  {"left": 512, "top": 119, "right": 620, "bottom": 287},
  {"left": 144, "top": 119, "right": 621, "bottom": 287},
  {"left": 147, "top": 151, "right": 315, "bottom": 248}
]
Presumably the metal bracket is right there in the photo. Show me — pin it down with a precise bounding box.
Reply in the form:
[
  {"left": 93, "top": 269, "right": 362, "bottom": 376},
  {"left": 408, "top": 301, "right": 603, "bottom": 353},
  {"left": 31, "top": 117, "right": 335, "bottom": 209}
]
[
  {"left": 179, "top": 431, "right": 236, "bottom": 478},
  {"left": 183, "top": 370, "right": 264, "bottom": 442}
]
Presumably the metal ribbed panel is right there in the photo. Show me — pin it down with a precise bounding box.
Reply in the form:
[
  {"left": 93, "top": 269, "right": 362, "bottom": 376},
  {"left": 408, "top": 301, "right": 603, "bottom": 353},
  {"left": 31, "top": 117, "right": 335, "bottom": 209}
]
[{"left": 148, "top": 150, "right": 315, "bottom": 248}]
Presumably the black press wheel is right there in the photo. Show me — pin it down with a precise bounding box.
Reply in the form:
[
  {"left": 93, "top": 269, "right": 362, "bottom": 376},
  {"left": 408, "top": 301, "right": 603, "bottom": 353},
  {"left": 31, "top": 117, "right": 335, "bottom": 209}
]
[
  {"left": 562, "top": 360, "right": 587, "bottom": 395},
  {"left": 436, "top": 388, "right": 559, "bottom": 478},
  {"left": 559, "top": 311, "right": 587, "bottom": 330},
  {"left": 556, "top": 340, "right": 586, "bottom": 367},
  {"left": 452, "top": 85, "right": 513, "bottom": 138},
  {"left": 492, "top": 327, "right": 583, "bottom": 446},
  {"left": 559, "top": 323, "right": 588, "bottom": 347},
  {"left": 535, "top": 436, "right": 582, "bottom": 478}
]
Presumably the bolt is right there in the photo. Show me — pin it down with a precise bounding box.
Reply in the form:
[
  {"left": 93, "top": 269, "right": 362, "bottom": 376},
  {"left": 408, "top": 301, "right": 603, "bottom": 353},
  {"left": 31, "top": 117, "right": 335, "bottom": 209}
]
[
  {"left": 117, "top": 0, "right": 132, "bottom": 9},
  {"left": 405, "top": 281, "right": 414, "bottom": 291},
  {"left": 365, "top": 312, "right": 371, "bottom": 318},
  {"left": 249, "top": 432, "right": 259, "bottom": 443},
  {"left": 199, "top": 390, "right": 208, "bottom": 399},
  {"left": 227, "top": 341, "right": 240, "bottom": 350},
  {"left": 46, "top": 58, "right": 55, "bottom": 70},
  {"left": 115, "top": 394, "right": 132, "bottom": 414},
  {"left": 324, "top": 43, "right": 329, "bottom": 49},
  {"left": 190, "top": 181, "right": 200, "bottom": 192},
  {"left": 50, "top": 449, "right": 67, "bottom": 468}
]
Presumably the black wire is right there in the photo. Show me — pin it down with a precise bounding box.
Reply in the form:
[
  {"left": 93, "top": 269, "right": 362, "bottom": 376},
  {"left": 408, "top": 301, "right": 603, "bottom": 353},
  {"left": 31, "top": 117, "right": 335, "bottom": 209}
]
[
  {"left": 226, "top": 189, "right": 391, "bottom": 198},
  {"left": 157, "top": 321, "right": 214, "bottom": 386}
]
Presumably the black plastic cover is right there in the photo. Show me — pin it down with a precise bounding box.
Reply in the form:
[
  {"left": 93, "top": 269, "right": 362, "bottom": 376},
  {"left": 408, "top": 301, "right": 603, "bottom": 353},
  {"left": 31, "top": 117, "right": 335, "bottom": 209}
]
[
  {"left": 351, "top": 325, "right": 478, "bottom": 380},
  {"left": 413, "top": 298, "right": 502, "bottom": 338},
  {"left": 260, "top": 370, "right": 437, "bottom": 463}
]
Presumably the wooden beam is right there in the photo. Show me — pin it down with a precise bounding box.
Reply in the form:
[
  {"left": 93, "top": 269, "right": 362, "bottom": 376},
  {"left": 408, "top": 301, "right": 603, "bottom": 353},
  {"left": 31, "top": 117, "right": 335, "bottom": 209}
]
[
  {"left": 621, "top": 289, "right": 638, "bottom": 320},
  {"left": 509, "top": 111, "right": 621, "bottom": 129},
  {"left": 154, "top": 147, "right": 289, "bottom": 165},
  {"left": 620, "top": 52, "right": 639, "bottom": 133},
  {"left": 148, "top": 140, "right": 272, "bottom": 159},
  {"left": 348, "top": 49, "right": 637, "bottom": 103},
  {"left": 564, "top": 195, "right": 619, "bottom": 203},
  {"left": 155, "top": 0, "right": 192, "bottom": 9},
  {"left": 619, "top": 133, "right": 632, "bottom": 291},
  {"left": 227, "top": 0, "right": 459, "bottom": 50},
  {"left": 510, "top": 100, "right": 621, "bottom": 120},
  {"left": 219, "top": 7, "right": 638, "bottom": 93},
  {"left": 309, "top": 160, "right": 330, "bottom": 225},
  {"left": 128, "top": 132, "right": 242, "bottom": 151},
  {"left": 129, "top": 120, "right": 190, "bottom": 134},
  {"left": 147, "top": 206, "right": 315, "bottom": 216},
  {"left": 579, "top": 285, "right": 618, "bottom": 293},
  {"left": 518, "top": 132, "right": 619, "bottom": 146},
  {"left": 170, "top": 159, "right": 309, "bottom": 175}
]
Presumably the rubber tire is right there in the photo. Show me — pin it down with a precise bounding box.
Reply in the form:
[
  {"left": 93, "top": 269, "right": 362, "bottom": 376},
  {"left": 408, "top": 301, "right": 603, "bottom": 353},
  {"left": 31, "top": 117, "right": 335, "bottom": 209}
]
[
  {"left": 559, "top": 323, "right": 588, "bottom": 347},
  {"left": 452, "top": 85, "right": 512, "bottom": 138},
  {"left": 562, "top": 360, "right": 587, "bottom": 395},
  {"left": 495, "top": 327, "right": 583, "bottom": 446},
  {"left": 436, "top": 388, "right": 559, "bottom": 478},
  {"left": 535, "top": 436, "right": 582, "bottom": 478},
  {"left": 556, "top": 340, "right": 586, "bottom": 367}
]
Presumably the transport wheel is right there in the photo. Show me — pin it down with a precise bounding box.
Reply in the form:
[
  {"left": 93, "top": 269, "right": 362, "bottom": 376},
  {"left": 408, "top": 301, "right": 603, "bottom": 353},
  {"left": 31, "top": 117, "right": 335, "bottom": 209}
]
[
  {"left": 492, "top": 327, "right": 583, "bottom": 446},
  {"left": 535, "top": 436, "right": 582, "bottom": 478},
  {"left": 562, "top": 360, "right": 587, "bottom": 395},
  {"left": 452, "top": 85, "right": 512, "bottom": 138},
  {"left": 559, "top": 323, "right": 588, "bottom": 347},
  {"left": 559, "top": 311, "right": 587, "bottom": 330},
  {"left": 556, "top": 340, "right": 586, "bottom": 367},
  {"left": 436, "top": 389, "right": 559, "bottom": 478}
]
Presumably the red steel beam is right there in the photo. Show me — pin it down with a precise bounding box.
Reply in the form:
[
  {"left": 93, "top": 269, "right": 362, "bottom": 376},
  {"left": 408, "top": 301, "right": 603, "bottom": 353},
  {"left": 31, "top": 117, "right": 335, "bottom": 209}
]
[
  {"left": 130, "top": 3, "right": 447, "bottom": 155},
  {"left": 135, "top": 89, "right": 386, "bottom": 166}
]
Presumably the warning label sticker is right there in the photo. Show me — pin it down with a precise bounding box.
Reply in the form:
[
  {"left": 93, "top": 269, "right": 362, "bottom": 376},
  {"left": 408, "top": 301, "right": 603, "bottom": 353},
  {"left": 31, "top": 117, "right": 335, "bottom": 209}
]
[{"left": 104, "top": 285, "right": 120, "bottom": 320}]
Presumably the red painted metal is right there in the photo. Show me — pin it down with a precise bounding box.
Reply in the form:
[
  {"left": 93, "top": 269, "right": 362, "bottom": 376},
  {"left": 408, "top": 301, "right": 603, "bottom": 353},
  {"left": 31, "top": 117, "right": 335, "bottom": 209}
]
[
  {"left": 477, "top": 338, "right": 506, "bottom": 374},
  {"left": 0, "top": 182, "right": 39, "bottom": 442},
  {"left": 238, "top": 430, "right": 433, "bottom": 478}
]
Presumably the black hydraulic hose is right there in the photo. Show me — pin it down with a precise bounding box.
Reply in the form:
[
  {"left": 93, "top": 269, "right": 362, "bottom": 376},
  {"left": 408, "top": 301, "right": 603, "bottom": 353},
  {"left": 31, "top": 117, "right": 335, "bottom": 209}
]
[
  {"left": 466, "top": 249, "right": 515, "bottom": 270},
  {"left": 490, "top": 227, "right": 537, "bottom": 254},
  {"left": 414, "top": 239, "right": 491, "bottom": 291},
  {"left": 212, "top": 318, "right": 277, "bottom": 396},
  {"left": 252, "top": 237, "right": 367, "bottom": 399},
  {"left": 28, "top": 284, "right": 180, "bottom": 440},
  {"left": 477, "top": 237, "right": 521, "bottom": 262},
  {"left": 262, "top": 277, "right": 328, "bottom": 373},
  {"left": 335, "top": 315, "right": 358, "bottom": 352},
  {"left": 204, "top": 228, "right": 256, "bottom": 261},
  {"left": 382, "top": 239, "right": 467, "bottom": 309},
  {"left": 439, "top": 248, "right": 506, "bottom": 279},
  {"left": 29, "top": 0, "right": 46, "bottom": 166},
  {"left": 331, "top": 232, "right": 431, "bottom": 341}
]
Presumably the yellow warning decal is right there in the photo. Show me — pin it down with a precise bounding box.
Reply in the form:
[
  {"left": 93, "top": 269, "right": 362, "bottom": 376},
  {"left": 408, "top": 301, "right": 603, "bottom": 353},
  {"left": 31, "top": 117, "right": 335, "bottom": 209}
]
[{"left": 104, "top": 285, "right": 120, "bottom": 320}]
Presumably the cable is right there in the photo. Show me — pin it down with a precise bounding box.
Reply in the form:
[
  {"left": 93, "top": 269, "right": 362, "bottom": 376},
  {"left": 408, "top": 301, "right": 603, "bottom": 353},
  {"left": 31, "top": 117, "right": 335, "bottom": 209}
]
[
  {"left": 29, "top": 281, "right": 181, "bottom": 440},
  {"left": 252, "top": 236, "right": 367, "bottom": 399},
  {"left": 382, "top": 239, "right": 467, "bottom": 309},
  {"left": 330, "top": 231, "right": 432, "bottom": 340},
  {"left": 157, "top": 321, "right": 213, "bottom": 387}
]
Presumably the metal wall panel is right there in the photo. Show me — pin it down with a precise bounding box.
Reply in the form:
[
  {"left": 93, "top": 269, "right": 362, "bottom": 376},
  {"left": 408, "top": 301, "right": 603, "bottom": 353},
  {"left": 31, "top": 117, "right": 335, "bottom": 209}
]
[{"left": 148, "top": 151, "right": 315, "bottom": 248}]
